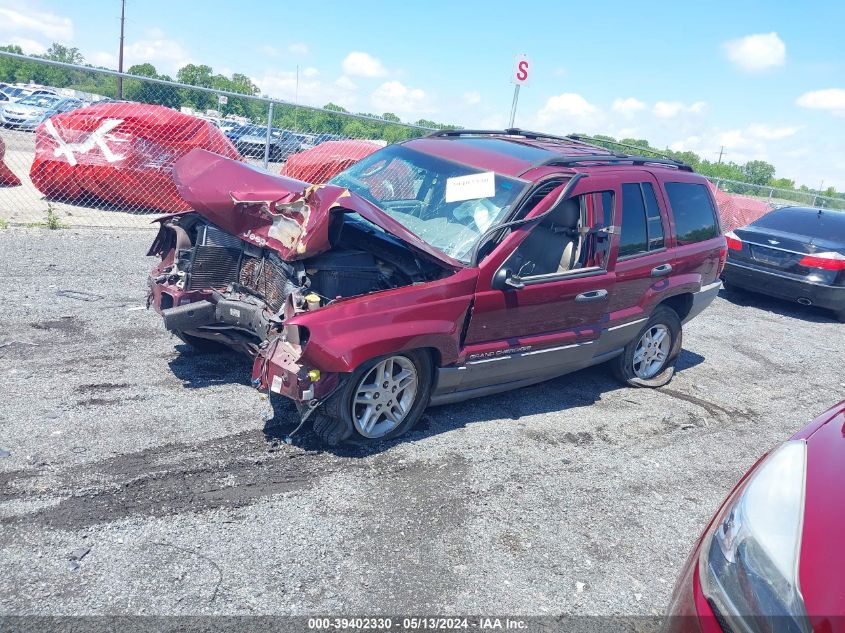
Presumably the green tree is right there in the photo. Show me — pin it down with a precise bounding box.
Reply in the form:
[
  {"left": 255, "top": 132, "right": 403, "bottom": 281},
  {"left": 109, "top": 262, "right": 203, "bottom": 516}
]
[
  {"left": 124, "top": 63, "right": 180, "bottom": 108},
  {"left": 743, "top": 160, "right": 776, "bottom": 186},
  {"left": 42, "top": 43, "right": 84, "bottom": 65}
]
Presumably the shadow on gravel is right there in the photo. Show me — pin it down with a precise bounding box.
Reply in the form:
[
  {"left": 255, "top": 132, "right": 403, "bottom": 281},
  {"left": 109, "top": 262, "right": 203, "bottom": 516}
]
[
  {"left": 719, "top": 287, "right": 839, "bottom": 324},
  {"left": 167, "top": 345, "right": 253, "bottom": 388},
  {"left": 275, "top": 352, "right": 706, "bottom": 458}
]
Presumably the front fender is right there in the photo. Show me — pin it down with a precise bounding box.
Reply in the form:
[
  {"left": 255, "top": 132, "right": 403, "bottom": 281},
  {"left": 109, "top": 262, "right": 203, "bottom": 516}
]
[{"left": 292, "top": 268, "right": 479, "bottom": 373}]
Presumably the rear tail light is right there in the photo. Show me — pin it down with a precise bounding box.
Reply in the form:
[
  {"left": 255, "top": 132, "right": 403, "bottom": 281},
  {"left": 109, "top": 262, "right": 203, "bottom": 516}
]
[
  {"left": 798, "top": 252, "right": 845, "bottom": 271},
  {"left": 724, "top": 231, "right": 742, "bottom": 251}
]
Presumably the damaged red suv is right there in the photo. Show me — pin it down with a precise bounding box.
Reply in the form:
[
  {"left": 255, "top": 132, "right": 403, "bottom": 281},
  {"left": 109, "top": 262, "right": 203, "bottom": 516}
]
[{"left": 148, "top": 130, "right": 726, "bottom": 444}]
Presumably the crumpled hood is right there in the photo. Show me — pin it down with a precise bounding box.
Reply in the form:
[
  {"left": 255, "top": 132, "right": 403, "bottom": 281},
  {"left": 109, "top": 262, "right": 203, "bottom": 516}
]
[{"left": 172, "top": 148, "right": 462, "bottom": 266}]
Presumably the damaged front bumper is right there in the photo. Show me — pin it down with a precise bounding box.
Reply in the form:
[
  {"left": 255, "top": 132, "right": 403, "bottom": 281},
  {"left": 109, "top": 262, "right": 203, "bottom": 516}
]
[{"left": 251, "top": 338, "right": 342, "bottom": 416}]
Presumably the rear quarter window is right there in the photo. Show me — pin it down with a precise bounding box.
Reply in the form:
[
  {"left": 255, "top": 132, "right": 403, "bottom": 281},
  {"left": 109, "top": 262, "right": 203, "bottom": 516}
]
[{"left": 664, "top": 182, "right": 720, "bottom": 245}]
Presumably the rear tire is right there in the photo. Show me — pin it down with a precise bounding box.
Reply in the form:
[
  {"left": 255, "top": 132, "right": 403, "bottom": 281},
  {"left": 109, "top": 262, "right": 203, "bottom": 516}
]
[
  {"left": 611, "top": 306, "right": 682, "bottom": 388},
  {"left": 315, "top": 350, "right": 433, "bottom": 445},
  {"left": 174, "top": 330, "right": 228, "bottom": 353}
]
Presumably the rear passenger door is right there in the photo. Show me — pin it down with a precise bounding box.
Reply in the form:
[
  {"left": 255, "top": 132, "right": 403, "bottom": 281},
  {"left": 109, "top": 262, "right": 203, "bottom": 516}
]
[{"left": 608, "top": 174, "right": 673, "bottom": 321}]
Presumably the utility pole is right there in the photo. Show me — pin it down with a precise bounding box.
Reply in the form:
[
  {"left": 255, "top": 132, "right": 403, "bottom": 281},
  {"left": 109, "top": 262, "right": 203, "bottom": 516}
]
[
  {"left": 116, "top": 0, "right": 126, "bottom": 99},
  {"left": 717, "top": 146, "right": 725, "bottom": 164}
]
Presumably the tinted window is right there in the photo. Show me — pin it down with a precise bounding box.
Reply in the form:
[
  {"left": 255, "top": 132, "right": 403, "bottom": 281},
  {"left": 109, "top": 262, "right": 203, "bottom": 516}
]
[
  {"left": 751, "top": 207, "right": 845, "bottom": 241},
  {"left": 642, "top": 182, "right": 665, "bottom": 250},
  {"left": 619, "top": 183, "right": 649, "bottom": 257},
  {"left": 665, "top": 182, "right": 720, "bottom": 244}
]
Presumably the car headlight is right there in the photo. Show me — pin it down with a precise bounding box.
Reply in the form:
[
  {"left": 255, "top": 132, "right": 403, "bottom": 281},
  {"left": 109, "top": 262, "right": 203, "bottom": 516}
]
[{"left": 699, "top": 441, "right": 811, "bottom": 633}]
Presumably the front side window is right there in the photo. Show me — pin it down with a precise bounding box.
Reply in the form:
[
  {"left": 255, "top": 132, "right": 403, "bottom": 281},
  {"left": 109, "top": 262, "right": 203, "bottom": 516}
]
[
  {"left": 665, "top": 182, "right": 720, "bottom": 244},
  {"left": 505, "top": 190, "right": 614, "bottom": 278},
  {"left": 330, "top": 145, "right": 524, "bottom": 262},
  {"left": 619, "top": 182, "right": 666, "bottom": 257}
]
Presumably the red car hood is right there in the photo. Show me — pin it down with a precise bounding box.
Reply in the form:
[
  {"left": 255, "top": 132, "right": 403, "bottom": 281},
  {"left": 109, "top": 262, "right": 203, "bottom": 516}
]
[
  {"left": 171, "top": 149, "right": 462, "bottom": 267},
  {"left": 797, "top": 401, "right": 845, "bottom": 621}
]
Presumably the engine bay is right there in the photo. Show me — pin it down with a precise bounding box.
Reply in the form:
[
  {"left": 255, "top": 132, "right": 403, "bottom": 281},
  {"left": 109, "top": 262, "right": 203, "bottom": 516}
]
[{"left": 148, "top": 212, "right": 450, "bottom": 353}]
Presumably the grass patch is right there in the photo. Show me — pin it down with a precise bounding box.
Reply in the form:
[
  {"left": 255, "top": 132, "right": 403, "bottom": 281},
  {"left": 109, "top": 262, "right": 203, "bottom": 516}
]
[
  {"left": 25, "top": 205, "right": 69, "bottom": 229},
  {"left": 0, "top": 218, "right": 7, "bottom": 229}
]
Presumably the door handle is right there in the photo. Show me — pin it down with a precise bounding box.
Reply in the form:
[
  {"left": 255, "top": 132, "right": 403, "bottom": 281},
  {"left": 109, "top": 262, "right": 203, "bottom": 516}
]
[
  {"left": 651, "top": 263, "right": 673, "bottom": 277},
  {"left": 575, "top": 289, "right": 608, "bottom": 302}
]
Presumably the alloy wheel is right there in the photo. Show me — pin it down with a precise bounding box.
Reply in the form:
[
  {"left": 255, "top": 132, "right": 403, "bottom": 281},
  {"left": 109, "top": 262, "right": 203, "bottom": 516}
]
[
  {"left": 351, "top": 356, "right": 418, "bottom": 438},
  {"left": 632, "top": 324, "right": 671, "bottom": 379}
]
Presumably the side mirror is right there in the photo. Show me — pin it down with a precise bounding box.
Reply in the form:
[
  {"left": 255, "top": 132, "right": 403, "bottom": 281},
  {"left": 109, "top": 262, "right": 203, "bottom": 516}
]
[{"left": 492, "top": 267, "right": 525, "bottom": 291}]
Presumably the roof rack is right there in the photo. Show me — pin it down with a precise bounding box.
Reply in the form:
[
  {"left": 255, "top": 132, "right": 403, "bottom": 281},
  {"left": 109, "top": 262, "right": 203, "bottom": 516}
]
[{"left": 426, "top": 128, "right": 692, "bottom": 172}]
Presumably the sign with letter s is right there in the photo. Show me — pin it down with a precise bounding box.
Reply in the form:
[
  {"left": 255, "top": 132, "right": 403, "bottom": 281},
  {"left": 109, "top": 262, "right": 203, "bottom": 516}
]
[{"left": 511, "top": 54, "right": 531, "bottom": 86}]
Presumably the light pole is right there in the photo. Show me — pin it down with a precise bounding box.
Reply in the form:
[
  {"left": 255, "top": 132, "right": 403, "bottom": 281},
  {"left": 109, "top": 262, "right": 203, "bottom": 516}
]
[{"left": 116, "top": 0, "right": 126, "bottom": 98}]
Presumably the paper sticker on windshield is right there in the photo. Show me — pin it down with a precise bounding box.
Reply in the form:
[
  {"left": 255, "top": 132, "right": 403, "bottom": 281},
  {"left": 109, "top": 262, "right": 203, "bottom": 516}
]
[{"left": 445, "top": 171, "right": 495, "bottom": 203}]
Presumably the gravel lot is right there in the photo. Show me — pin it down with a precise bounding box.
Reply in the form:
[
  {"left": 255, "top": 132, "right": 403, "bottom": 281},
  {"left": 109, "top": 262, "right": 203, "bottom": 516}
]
[{"left": 1, "top": 227, "right": 843, "bottom": 618}]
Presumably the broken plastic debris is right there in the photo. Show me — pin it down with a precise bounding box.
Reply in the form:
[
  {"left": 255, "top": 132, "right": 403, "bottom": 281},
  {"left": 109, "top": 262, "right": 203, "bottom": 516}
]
[
  {"left": 68, "top": 547, "right": 91, "bottom": 561},
  {"left": 576, "top": 581, "right": 585, "bottom": 593},
  {"left": 0, "top": 449, "right": 10, "bottom": 458}
]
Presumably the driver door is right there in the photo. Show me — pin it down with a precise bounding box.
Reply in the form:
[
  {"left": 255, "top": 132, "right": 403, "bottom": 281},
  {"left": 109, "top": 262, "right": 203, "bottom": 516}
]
[{"left": 459, "top": 178, "right": 618, "bottom": 387}]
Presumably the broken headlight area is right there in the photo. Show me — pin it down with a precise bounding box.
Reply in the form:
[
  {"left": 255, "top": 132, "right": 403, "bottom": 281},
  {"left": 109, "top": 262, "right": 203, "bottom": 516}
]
[
  {"left": 147, "top": 211, "right": 447, "bottom": 358},
  {"left": 251, "top": 338, "right": 339, "bottom": 410}
]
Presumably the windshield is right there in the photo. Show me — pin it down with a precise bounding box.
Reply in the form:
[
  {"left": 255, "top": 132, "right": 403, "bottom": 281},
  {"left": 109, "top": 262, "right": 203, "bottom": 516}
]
[
  {"left": 18, "top": 94, "right": 61, "bottom": 108},
  {"left": 329, "top": 145, "right": 524, "bottom": 262}
]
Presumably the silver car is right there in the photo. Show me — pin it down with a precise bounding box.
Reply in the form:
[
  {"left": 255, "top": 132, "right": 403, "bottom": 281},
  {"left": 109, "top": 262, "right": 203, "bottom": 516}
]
[{"left": 0, "top": 94, "right": 84, "bottom": 131}]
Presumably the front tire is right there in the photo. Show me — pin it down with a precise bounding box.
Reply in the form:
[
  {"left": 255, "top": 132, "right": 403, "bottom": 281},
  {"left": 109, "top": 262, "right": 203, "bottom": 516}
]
[
  {"left": 315, "top": 350, "right": 432, "bottom": 445},
  {"left": 611, "top": 306, "right": 682, "bottom": 388}
]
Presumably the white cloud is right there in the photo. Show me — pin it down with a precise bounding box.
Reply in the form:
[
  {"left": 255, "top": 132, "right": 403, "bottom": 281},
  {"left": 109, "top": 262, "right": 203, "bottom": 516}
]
[
  {"left": 652, "top": 100, "right": 706, "bottom": 118},
  {"left": 746, "top": 124, "right": 801, "bottom": 140},
  {"left": 6, "top": 37, "right": 46, "bottom": 55},
  {"left": 342, "top": 51, "right": 388, "bottom": 78},
  {"left": 254, "top": 69, "right": 358, "bottom": 110},
  {"left": 612, "top": 97, "right": 646, "bottom": 118},
  {"left": 462, "top": 91, "right": 481, "bottom": 106},
  {"left": 288, "top": 42, "right": 309, "bottom": 56},
  {"left": 89, "top": 51, "right": 117, "bottom": 68},
  {"left": 0, "top": 6, "right": 73, "bottom": 42},
  {"left": 302, "top": 66, "right": 319, "bottom": 78},
  {"left": 371, "top": 80, "right": 432, "bottom": 116},
  {"left": 536, "top": 93, "right": 600, "bottom": 128},
  {"left": 124, "top": 29, "right": 192, "bottom": 75},
  {"left": 259, "top": 45, "right": 279, "bottom": 57},
  {"left": 335, "top": 75, "right": 357, "bottom": 91},
  {"left": 723, "top": 32, "right": 786, "bottom": 72},
  {"left": 796, "top": 88, "right": 845, "bottom": 117}
]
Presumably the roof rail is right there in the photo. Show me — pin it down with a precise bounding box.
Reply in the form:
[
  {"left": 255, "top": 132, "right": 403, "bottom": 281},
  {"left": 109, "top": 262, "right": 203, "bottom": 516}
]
[
  {"left": 565, "top": 134, "right": 683, "bottom": 162},
  {"left": 426, "top": 128, "right": 691, "bottom": 170},
  {"left": 540, "top": 154, "right": 693, "bottom": 171}
]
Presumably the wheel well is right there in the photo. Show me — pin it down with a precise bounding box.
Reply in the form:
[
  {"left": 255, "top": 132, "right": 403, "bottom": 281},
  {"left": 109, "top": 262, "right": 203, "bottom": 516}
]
[{"left": 659, "top": 293, "right": 693, "bottom": 321}]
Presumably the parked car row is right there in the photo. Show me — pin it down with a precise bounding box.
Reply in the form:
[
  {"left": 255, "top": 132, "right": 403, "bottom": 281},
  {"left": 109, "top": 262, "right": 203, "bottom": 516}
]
[
  {"left": 0, "top": 92, "right": 85, "bottom": 130},
  {"left": 220, "top": 123, "right": 350, "bottom": 164}
]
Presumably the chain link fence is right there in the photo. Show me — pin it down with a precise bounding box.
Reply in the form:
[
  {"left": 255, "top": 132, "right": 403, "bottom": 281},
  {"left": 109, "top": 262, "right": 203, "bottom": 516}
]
[
  {"left": 0, "top": 52, "right": 434, "bottom": 228},
  {"left": 1, "top": 52, "right": 842, "bottom": 231}
]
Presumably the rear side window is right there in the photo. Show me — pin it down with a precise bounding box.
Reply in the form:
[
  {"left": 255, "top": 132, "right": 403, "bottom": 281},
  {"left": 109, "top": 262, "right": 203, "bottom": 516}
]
[
  {"left": 665, "top": 182, "right": 720, "bottom": 244},
  {"left": 751, "top": 207, "right": 845, "bottom": 241},
  {"left": 619, "top": 183, "right": 665, "bottom": 257}
]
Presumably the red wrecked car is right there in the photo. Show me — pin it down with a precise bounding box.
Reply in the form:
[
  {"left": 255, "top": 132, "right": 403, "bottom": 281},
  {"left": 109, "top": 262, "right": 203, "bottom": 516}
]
[
  {"left": 148, "top": 130, "right": 725, "bottom": 444},
  {"left": 281, "top": 139, "right": 383, "bottom": 184},
  {"left": 0, "top": 137, "right": 21, "bottom": 187},
  {"left": 30, "top": 102, "right": 240, "bottom": 212},
  {"left": 665, "top": 400, "right": 845, "bottom": 633}
]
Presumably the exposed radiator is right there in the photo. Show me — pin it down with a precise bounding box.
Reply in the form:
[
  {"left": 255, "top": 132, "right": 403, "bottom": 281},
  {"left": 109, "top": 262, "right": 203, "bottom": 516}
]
[
  {"left": 187, "top": 245, "right": 241, "bottom": 290},
  {"left": 239, "top": 253, "right": 293, "bottom": 312}
]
